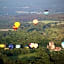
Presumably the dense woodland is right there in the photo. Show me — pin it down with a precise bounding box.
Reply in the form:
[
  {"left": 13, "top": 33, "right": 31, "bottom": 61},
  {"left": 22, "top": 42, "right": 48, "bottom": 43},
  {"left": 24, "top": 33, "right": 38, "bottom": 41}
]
[{"left": 0, "top": 16, "right": 64, "bottom": 64}]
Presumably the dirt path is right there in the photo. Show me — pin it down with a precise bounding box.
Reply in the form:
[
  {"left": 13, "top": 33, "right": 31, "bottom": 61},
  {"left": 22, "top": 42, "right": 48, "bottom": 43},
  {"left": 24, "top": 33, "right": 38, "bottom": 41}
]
[{"left": 0, "top": 29, "right": 13, "bottom": 31}]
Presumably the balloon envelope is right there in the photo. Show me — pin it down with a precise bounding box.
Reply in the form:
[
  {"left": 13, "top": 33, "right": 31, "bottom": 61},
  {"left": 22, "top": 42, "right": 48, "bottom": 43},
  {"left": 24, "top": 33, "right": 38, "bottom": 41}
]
[
  {"left": 34, "top": 43, "right": 38, "bottom": 48},
  {"left": 43, "top": 10, "right": 49, "bottom": 15},
  {"left": 8, "top": 44, "right": 14, "bottom": 49},
  {"left": 33, "top": 19, "right": 38, "bottom": 25},
  {"left": 29, "top": 43, "right": 34, "bottom": 48},
  {"left": 15, "top": 45, "right": 21, "bottom": 48},
  {"left": 25, "top": 45, "right": 29, "bottom": 49},
  {"left": 4, "top": 48, "right": 9, "bottom": 50},
  {"left": 14, "top": 22, "right": 20, "bottom": 28},
  {"left": 61, "top": 42, "right": 64, "bottom": 48},
  {"left": 54, "top": 47, "right": 61, "bottom": 51},
  {"left": 29, "top": 43, "right": 38, "bottom": 48},
  {"left": 0, "top": 44, "right": 6, "bottom": 48}
]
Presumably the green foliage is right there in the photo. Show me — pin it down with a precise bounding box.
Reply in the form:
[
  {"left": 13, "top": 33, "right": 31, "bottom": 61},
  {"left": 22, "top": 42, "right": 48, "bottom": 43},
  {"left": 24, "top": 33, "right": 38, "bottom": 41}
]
[{"left": 0, "top": 21, "right": 64, "bottom": 64}]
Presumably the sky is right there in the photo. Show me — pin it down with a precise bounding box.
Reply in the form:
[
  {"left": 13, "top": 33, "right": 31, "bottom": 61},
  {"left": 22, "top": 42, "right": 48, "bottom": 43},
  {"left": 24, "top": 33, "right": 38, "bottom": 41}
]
[{"left": 0, "top": 0, "right": 64, "bottom": 15}]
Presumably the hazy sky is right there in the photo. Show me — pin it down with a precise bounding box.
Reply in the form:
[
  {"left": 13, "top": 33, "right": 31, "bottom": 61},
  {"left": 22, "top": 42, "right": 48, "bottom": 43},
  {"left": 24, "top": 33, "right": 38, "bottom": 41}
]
[
  {"left": 0, "top": 0, "right": 64, "bottom": 8},
  {"left": 0, "top": 0, "right": 64, "bottom": 15}
]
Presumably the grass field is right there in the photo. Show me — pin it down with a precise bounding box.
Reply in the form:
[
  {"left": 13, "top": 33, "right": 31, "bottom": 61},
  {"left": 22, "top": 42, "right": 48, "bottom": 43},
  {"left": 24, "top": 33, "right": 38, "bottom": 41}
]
[{"left": 18, "top": 52, "right": 37, "bottom": 59}]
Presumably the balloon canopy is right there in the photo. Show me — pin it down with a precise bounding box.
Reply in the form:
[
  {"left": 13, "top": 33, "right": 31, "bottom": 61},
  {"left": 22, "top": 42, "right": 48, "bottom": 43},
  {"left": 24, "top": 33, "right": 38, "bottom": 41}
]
[
  {"left": 29, "top": 43, "right": 34, "bottom": 48},
  {"left": 29, "top": 43, "right": 38, "bottom": 49},
  {"left": 13, "top": 22, "right": 20, "bottom": 31},
  {"left": 8, "top": 44, "right": 15, "bottom": 49},
  {"left": 4, "top": 48, "right": 9, "bottom": 50},
  {"left": 25, "top": 45, "right": 29, "bottom": 49},
  {"left": 14, "top": 22, "right": 20, "bottom": 28},
  {"left": 33, "top": 19, "right": 38, "bottom": 25},
  {"left": 15, "top": 45, "right": 21, "bottom": 48},
  {"left": 34, "top": 43, "right": 38, "bottom": 48},
  {"left": 43, "top": 10, "right": 49, "bottom": 15},
  {"left": 0, "top": 44, "right": 6, "bottom": 48},
  {"left": 61, "top": 42, "right": 64, "bottom": 48}
]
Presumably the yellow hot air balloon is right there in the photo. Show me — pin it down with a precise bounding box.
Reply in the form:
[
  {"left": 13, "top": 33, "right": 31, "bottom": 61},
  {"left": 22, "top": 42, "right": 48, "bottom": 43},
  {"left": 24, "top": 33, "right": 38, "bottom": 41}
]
[
  {"left": 4, "top": 48, "right": 9, "bottom": 50},
  {"left": 33, "top": 19, "right": 38, "bottom": 25},
  {"left": 0, "top": 44, "right": 6, "bottom": 48},
  {"left": 14, "top": 22, "right": 20, "bottom": 28}
]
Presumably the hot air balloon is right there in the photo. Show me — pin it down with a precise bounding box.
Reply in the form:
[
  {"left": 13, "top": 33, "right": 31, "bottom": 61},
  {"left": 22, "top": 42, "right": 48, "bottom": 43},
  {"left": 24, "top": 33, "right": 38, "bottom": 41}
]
[
  {"left": 29, "top": 43, "right": 34, "bottom": 48},
  {"left": 4, "top": 44, "right": 9, "bottom": 50},
  {"left": 47, "top": 41, "right": 55, "bottom": 50},
  {"left": 13, "top": 22, "right": 20, "bottom": 31},
  {"left": 15, "top": 44, "right": 21, "bottom": 48},
  {"left": 33, "top": 19, "right": 38, "bottom": 25},
  {"left": 34, "top": 43, "right": 38, "bottom": 49},
  {"left": 25, "top": 45, "right": 29, "bottom": 49},
  {"left": 8, "top": 44, "right": 15, "bottom": 49},
  {"left": 43, "top": 10, "right": 49, "bottom": 15},
  {"left": 54, "top": 47, "right": 61, "bottom": 51},
  {"left": 29, "top": 43, "right": 38, "bottom": 49},
  {"left": 0, "top": 44, "right": 6, "bottom": 48},
  {"left": 61, "top": 42, "right": 64, "bottom": 48},
  {"left": 14, "top": 22, "right": 20, "bottom": 28},
  {"left": 4, "top": 48, "right": 9, "bottom": 50}
]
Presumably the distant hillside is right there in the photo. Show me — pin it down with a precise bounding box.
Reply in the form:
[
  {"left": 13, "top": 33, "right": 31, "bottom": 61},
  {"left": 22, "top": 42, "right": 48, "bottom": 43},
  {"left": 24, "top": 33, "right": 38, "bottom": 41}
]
[
  {"left": 0, "top": 13, "right": 64, "bottom": 23},
  {"left": 15, "top": 13, "right": 64, "bottom": 21}
]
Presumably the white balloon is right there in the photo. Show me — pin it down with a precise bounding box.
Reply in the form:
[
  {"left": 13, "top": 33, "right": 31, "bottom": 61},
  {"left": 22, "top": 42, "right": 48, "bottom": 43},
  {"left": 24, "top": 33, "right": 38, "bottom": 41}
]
[
  {"left": 61, "top": 42, "right": 64, "bottom": 48},
  {"left": 16, "top": 45, "right": 21, "bottom": 48},
  {"left": 29, "top": 43, "right": 34, "bottom": 48},
  {"left": 34, "top": 43, "right": 38, "bottom": 48}
]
